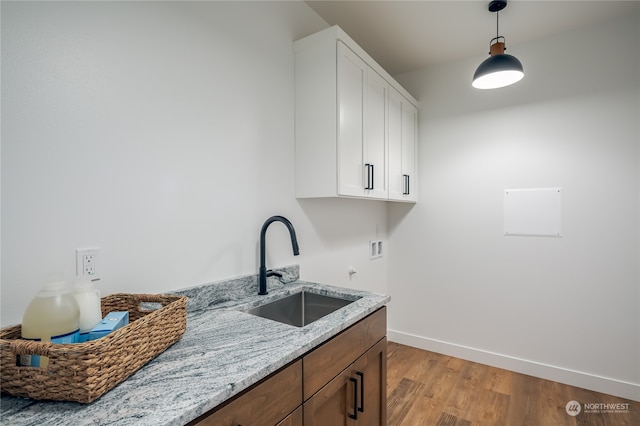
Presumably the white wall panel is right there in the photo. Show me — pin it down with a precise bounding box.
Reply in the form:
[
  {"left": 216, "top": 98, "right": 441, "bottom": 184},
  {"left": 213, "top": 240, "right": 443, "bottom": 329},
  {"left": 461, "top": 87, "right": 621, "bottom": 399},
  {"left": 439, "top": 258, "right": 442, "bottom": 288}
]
[{"left": 504, "top": 188, "right": 562, "bottom": 237}]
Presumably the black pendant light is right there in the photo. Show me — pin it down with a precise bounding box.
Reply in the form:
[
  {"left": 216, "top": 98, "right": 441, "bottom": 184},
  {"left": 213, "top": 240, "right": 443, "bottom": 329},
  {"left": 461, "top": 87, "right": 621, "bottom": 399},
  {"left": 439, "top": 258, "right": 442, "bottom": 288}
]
[{"left": 472, "top": 0, "right": 524, "bottom": 89}]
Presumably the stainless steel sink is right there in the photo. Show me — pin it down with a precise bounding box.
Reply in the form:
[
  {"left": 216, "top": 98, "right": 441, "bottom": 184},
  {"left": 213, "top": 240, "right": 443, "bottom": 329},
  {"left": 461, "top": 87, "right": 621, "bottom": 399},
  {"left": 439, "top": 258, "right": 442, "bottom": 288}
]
[{"left": 246, "top": 291, "right": 357, "bottom": 327}]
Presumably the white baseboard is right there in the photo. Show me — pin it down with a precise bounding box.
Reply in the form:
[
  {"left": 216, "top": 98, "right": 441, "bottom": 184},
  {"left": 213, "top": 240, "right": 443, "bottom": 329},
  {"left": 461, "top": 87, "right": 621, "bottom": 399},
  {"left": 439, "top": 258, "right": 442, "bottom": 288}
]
[{"left": 388, "top": 329, "right": 640, "bottom": 402}]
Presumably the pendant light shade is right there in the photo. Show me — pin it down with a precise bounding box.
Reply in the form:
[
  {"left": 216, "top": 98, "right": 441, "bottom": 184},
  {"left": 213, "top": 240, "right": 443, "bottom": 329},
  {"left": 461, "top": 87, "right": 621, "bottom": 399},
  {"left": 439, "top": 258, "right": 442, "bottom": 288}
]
[{"left": 472, "top": 0, "right": 524, "bottom": 89}]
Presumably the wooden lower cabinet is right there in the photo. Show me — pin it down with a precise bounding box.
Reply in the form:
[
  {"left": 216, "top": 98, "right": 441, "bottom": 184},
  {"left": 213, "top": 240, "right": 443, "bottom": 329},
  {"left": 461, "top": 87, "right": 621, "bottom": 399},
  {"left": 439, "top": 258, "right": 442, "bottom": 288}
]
[
  {"left": 188, "top": 307, "right": 386, "bottom": 426},
  {"left": 303, "top": 338, "right": 387, "bottom": 426}
]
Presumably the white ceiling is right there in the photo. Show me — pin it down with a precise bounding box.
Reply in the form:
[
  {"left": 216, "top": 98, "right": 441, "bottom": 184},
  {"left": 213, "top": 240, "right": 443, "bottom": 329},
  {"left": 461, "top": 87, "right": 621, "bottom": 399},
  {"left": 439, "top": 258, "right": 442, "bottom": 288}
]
[{"left": 306, "top": 0, "right": 640, "bottom": 76}]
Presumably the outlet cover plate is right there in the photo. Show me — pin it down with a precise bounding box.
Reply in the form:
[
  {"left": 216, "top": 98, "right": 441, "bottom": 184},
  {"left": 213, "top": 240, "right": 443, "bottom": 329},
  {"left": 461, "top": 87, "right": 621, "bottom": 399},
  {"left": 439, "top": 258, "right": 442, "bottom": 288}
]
[
  {"left": 369, "top": 240, "right": 383, "bottom": 260},
  {"left": 76, "top": 248, "right": 100, "bottom": 278}
]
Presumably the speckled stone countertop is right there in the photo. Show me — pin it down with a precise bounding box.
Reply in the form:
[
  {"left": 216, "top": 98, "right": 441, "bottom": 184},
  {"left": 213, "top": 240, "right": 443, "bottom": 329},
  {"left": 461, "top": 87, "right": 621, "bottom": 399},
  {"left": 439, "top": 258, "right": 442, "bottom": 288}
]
[{"left": 0, "top": 266, "right": 389, "bottom": 425}]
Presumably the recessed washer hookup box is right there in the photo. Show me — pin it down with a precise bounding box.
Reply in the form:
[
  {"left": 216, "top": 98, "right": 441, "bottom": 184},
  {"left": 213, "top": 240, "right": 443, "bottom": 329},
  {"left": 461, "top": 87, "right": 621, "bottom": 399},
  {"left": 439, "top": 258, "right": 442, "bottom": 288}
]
[{"left": 88, "top": 311, "right": 129, "bottom": 340}]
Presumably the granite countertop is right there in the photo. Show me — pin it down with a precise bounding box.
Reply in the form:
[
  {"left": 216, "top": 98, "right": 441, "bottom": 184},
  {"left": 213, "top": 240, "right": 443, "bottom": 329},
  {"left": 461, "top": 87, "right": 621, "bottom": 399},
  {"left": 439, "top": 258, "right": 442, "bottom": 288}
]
[{"left": 0, "top": 266, "right": 389, "bottom": 425}]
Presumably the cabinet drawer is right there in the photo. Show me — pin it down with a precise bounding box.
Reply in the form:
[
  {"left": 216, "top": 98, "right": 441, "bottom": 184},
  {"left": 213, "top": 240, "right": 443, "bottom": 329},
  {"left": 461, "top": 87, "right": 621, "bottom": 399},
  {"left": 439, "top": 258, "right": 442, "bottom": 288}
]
[
  {"left": 189, "top": 360, "right": 302, "bottom": 426},
  {"left": 303, "top": 307, "right": 386, "bottom": 400}
]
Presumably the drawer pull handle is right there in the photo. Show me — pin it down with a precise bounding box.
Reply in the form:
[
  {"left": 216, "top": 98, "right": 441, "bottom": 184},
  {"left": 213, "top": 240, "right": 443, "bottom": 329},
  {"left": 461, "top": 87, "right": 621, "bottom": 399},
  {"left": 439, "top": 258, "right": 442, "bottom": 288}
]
[
  {"left": 356, "top": 371, "right": 365, "bottom": 412},
  {"left": 349, "top": 377, "right": 358, "bottom": 419}
]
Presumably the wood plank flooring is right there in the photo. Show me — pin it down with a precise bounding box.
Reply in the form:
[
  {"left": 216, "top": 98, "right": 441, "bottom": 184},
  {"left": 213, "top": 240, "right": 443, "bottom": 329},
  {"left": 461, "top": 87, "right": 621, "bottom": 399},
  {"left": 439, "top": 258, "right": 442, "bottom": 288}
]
[{"left": 387, "top": 342, "right": 640, "bottom": 426}]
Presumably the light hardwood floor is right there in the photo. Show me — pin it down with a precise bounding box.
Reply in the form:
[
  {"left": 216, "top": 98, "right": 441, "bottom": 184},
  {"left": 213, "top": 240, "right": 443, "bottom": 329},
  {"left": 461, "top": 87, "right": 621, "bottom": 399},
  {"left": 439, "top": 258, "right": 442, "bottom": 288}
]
[{"left": 387, "top": 342, "right": 639, "bottom": 426}]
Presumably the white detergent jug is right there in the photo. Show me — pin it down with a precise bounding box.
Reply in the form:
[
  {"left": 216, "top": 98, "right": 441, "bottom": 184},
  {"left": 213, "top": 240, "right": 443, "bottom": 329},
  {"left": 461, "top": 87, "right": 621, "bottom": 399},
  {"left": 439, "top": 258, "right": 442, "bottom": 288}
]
[{"left": 73, "top": 277, "right": 102, "bottom": 342}]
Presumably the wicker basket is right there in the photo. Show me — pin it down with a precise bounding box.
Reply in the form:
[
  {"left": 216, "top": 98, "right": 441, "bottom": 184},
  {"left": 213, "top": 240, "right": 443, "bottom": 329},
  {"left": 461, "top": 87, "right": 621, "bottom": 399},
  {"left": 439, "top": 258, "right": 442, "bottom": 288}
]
[{"left": 0, "top": 293, "right": 187, "bottom": 403}]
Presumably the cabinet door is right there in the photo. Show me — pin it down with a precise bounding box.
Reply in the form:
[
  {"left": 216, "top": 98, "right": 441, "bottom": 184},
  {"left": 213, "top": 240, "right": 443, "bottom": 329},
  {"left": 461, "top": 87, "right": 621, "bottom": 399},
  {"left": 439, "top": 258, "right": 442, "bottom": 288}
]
[
  {"left": 337, "top": 41, "right": 366, "bottom": 197},
  {"left": 364, "top": 68, "right": 388, "bottom": 199},
  {"left": 303, "top": 368, "right": 356, "bottom": 426},
  {"left": 388, "top": 87, "right": 417, "bottom": 202},
  {"left": 350, "top": 338, "right": 387, "bottom": 426}
]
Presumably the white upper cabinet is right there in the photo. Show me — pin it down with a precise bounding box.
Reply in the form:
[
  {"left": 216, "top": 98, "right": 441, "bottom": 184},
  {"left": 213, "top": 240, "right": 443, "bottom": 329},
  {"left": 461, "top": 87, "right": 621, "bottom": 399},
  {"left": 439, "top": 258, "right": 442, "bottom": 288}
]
[{"left": 294, "top": 26, "right": 418, "bottom": 203}]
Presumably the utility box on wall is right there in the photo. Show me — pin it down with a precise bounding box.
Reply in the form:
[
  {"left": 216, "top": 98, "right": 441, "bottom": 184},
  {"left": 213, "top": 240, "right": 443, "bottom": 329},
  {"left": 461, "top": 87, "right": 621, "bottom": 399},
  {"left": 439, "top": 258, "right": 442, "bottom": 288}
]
[{"left": 504, "top": 188, "right": 562, "bottom": 237}]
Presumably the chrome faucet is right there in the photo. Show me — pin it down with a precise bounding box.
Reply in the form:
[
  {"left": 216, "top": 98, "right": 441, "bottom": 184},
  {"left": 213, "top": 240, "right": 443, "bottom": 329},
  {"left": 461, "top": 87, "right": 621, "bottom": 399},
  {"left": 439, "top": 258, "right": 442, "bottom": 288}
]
[{"left": 259, "top": 216, "right": 300, "bottom": 295}]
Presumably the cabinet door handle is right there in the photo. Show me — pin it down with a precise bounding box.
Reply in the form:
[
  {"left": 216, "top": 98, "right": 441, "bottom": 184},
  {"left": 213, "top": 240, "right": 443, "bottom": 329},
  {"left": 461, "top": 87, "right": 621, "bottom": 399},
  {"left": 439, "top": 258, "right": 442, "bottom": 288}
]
[
  {"left": 364, "top": 164, "right": 369, "bottom": 190},
  {"left": 403, "top": 174, "right": 410, "bottom": 195},
  {"left": 364, "top": 164, "right": 373, "bottom": 190},
  {"left": 370, "top": 164, "right": 374, "bottom": 190},
  {"left": 356, "top": 371, "right": 365, "bottom": 413},
  {"left": 349, "top": 377, "right": 358, "bottom": 419}
]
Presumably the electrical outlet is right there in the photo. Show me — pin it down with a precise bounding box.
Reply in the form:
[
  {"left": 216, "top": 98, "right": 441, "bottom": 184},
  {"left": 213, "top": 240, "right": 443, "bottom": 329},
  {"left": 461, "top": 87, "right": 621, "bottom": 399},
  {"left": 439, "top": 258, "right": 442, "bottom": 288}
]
[
  {"left": 76, "top": 248, "right": 100, "bottom": 278},
  {"left": 83, "top": 254, "right": 96, "bottom": 275}
]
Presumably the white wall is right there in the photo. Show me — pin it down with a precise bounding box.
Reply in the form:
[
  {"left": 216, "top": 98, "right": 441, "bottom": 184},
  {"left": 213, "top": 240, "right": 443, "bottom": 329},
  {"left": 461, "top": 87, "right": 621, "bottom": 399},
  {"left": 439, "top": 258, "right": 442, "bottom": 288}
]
[
  {"left": 1, "top": 1, "right": 389, "bottom": 326},
  {"left": 389, "top": 13, "right": 640, "bottom": 400}
]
